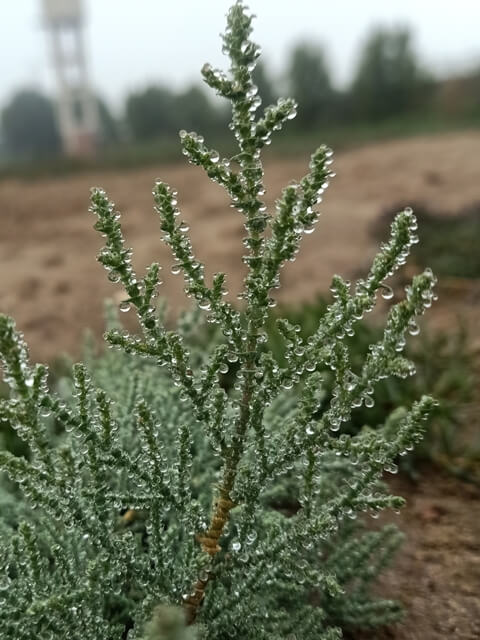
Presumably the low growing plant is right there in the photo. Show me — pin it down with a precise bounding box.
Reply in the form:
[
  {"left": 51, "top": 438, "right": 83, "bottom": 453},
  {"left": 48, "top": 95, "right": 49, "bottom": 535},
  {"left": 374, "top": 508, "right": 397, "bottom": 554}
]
[
  {"left": 265, "top": 297, "right": 476, "bottom": 480},
  {"left": 0, "top": 3, "right": 437, "bottom": 639}
]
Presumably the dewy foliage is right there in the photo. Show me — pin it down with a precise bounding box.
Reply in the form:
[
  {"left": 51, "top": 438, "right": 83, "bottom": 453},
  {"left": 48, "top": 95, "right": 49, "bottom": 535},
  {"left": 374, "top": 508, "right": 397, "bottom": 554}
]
[{"left": 0, "top": 3, "right": 437, "bottom": 639}]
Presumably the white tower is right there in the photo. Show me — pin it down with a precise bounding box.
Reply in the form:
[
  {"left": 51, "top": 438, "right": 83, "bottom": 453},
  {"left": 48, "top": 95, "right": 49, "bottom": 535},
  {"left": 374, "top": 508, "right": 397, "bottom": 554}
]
[{"left": 42, "top": 0, "right": 98, "bottom": 156}]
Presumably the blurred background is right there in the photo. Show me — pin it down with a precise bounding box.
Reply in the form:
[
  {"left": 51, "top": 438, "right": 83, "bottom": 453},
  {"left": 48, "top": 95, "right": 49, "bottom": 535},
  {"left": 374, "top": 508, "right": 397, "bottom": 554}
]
[
  {"left": 1, "top": 0, "right": 479, "bottom": 394},
  {"left": 0, "top": 3, "right": 480, "bottom": 636},
  {"left": 0, "top": 0, "right": 479, "bottom": 365},
  {"left": 1, "top": 0, "right": 480, "bottom": 166}
]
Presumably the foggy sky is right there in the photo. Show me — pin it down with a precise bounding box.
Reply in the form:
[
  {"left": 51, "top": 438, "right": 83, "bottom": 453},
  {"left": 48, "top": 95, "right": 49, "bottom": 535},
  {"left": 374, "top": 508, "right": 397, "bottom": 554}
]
[{"left": 1, "top": 0, "right": 479, "bottom": 111}]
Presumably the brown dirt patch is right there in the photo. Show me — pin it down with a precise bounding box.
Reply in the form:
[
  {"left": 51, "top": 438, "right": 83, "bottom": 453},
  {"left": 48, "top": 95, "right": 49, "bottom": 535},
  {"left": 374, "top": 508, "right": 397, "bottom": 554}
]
[
  {"left": 1, "top": 130, "right": 480, "bottom": 362},
  {"left": 357, "top": 470, "right": 480, "bottom": 640}
]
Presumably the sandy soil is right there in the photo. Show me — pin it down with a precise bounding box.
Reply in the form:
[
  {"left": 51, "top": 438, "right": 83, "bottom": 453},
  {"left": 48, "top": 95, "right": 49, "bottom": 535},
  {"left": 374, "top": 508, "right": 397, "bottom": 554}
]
[{"left": 1, "top": 130, "right": 480, "bottom": 362}]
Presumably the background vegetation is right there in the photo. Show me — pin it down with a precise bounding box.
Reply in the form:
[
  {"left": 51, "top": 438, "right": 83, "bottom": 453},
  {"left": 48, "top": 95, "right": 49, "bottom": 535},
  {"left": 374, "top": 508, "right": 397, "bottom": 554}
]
[{"left": 2, "top": 25, "right": 480, "bottom": 173}]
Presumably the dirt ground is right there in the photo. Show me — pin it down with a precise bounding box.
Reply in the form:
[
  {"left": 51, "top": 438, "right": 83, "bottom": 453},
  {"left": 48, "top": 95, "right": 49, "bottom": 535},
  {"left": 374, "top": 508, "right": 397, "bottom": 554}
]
[
  {"left": 1, "top": 131, "right": 479, "bottom": 638},
  {"left": 1, "top": 130, "right": 480, "bottom": 362},
  {"left": 362, "top": 471, "right": 480, "bottom": 640}
]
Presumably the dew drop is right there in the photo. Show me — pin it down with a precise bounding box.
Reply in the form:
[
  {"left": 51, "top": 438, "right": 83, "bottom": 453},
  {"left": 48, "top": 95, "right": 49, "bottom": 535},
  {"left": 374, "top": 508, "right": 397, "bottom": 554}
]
[
  {"left": 380, "top": 284, "right": 394, "bottom": 300},
  {"left": 246, "top": 531, "right": 257, "bottom": 544},
  {"left": 119, "top": 300, "right": 131, "bottom": 313},
  {"left": 408, "top": 321, "right": 420, "bottom": 336}
]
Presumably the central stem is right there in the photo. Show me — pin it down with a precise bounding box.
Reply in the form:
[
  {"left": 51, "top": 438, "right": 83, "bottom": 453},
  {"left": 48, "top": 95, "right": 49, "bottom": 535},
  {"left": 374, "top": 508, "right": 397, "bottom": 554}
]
[
  {"left": 184, "top": 73, "right": 265, "bottom": 621},
  {"left": 184, "top": 333, "right": 258, "bottom": 625}
]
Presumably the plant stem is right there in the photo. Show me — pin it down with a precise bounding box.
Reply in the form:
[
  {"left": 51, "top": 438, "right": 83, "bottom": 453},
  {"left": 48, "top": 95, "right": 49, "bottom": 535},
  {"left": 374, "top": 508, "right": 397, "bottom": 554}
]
[
  {"left": 184, "top": 192, "right": 262, "bottom": 623},
  {"left": 184, "top": 336, "right": 257, "bottom": 624}
]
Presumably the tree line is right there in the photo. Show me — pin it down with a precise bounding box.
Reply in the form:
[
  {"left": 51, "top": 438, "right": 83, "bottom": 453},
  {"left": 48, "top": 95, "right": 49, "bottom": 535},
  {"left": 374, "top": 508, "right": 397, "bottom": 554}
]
[{"left": 2, "top": 26, "right": 480, "bottom": 159}]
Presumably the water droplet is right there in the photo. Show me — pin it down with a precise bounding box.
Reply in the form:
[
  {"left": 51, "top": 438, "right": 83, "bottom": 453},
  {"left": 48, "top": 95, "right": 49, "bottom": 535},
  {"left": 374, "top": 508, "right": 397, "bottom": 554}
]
[
  {"left": 408, "top": 321, "right": 420, "bottom": 336},
  {"left": 199, "top": 299, "right": 211, "bottom": 311},
  {"left": 232, "top": 540, "right": 241, "bottom": 552},
  {"left": 380, "top": 284, "right": 394, "bottom": 300},
  {"left": 246, "top": 531, "right": 257, "bottom": 544},
  {"left": 385, "top": 462, "right": 398, "bottom": 474},
  {"left": 171, "top": 264, "right": 182, "bottom": 275},
  {"left": 329, "top": 419, "right": 340, "bottom": 432},
  {"left": 119, "top": 300, "right": 131, "bottom": 313},
  {"left": 227, "top": 352, "right": 238, "bottom": 363}
]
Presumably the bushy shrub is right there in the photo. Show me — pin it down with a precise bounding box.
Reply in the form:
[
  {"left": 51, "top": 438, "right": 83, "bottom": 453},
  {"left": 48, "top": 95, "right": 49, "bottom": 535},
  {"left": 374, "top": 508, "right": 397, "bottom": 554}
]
[
  {"left": 0, "top": 3, "right": 437, "bottom": 638},
  {"left": 266, "top": 297, "right": 476, "bottom": 479}
]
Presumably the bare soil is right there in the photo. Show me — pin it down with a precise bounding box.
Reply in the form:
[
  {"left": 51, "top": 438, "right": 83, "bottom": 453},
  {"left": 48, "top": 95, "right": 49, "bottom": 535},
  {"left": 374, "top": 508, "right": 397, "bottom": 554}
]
[
  {"left": 363, "top": 471, "right": 480, "bottom": 640},
  {"left": 1, "top": 131, "right": 479, "bottom": 638},
  {"left": 1, "top": 130, "right": 480, "bottom": 362}
]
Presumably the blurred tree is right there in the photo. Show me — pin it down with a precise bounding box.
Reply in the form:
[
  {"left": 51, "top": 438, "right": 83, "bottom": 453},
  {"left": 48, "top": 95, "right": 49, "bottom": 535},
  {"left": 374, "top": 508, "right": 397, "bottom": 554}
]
[
  {"left": 126, "top": 84, "right": 227, "bottom": 141},
  {"left": 1, "top": 89, "right": 60, "bottom": 157},
  {"left": 125, "top": 86, "right": 180, "bottom": 140},
  {"left": 436, "top": 69, "right": 480, "bottom": 119},
  {"left": 97, "top": 97, "right": 120, "bottom": 145},
  {"left": 253, "top": 60, "right": 277, "bottom": 109},
  {"left": 350, "top": 27, "right": 434, "bottom": 121},
  {"left": 287, "top": 43, "right": 335, "bottom": 128},
  {"left": 174, "top": 84, "right": 220, "bottom": 133}
]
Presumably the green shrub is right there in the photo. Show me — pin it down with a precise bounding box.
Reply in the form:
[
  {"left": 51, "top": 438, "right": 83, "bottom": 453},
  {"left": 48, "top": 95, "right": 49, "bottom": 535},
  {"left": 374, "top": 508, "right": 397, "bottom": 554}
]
[
  {"left": 266, "top": 297, "right": 476, "bottom": 479},
  {"left": 373, "top": 201, "right": 480, "bottom": 279},
  {"left": 0, "top": 3, "right": 436, "bottom": 638}
]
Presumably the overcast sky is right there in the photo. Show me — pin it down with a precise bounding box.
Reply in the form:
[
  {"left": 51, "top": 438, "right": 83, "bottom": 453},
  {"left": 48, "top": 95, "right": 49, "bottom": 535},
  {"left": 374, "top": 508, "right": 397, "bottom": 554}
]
[{"left": 1, "top": 1, "right": 479, "bottom": 112}]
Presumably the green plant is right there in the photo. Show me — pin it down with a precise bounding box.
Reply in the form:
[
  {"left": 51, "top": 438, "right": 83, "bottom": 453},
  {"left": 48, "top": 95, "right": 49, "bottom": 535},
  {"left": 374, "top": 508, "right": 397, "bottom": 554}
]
[
  {"left": 373, "top": 200, "right": 480, "bottom": 279},
  {"left": 0, "top": 3, "right": 437, "bottom": 639},
  {"left": 266, "top": 297, "right": 476, "bottom": 479}
]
